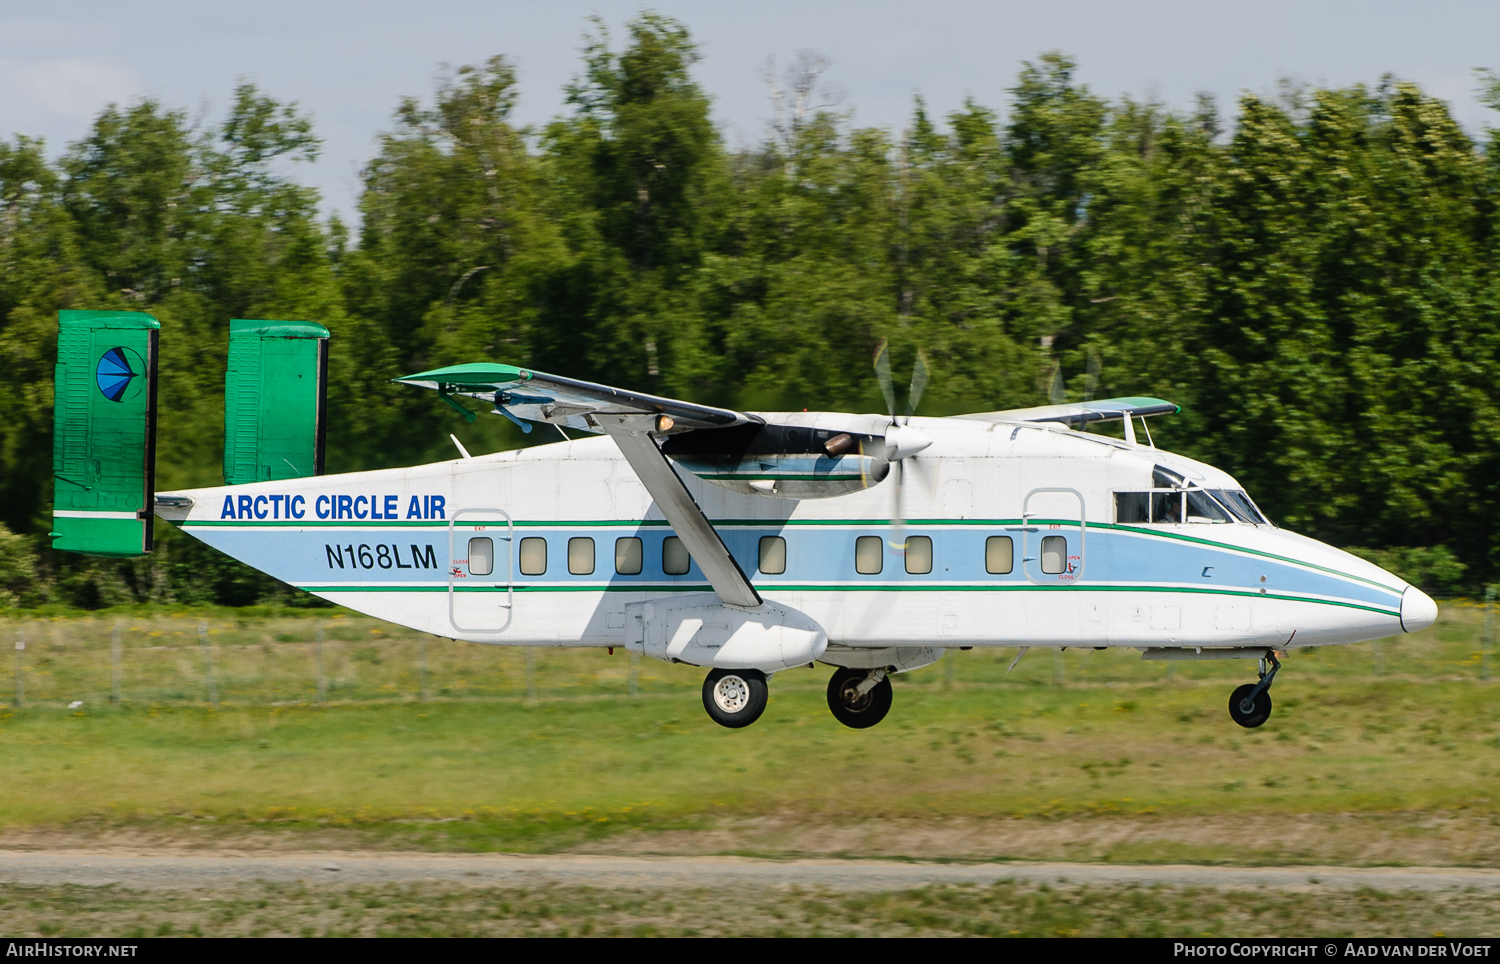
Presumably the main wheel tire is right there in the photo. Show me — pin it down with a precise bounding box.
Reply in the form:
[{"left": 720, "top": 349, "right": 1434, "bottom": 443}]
[
  {"left": 827, "top": 667, "right": 893, "bottom": 729},
  {"left": 1228, "top": 683, "right": 1273, "bottom": 729},
  {"left": 702, "top": 668, "right": 769, "bottom": 728}
]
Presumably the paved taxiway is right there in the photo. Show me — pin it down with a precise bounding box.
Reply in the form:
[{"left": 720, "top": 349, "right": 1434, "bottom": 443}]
[{"left": 1, "top": 852, "right": 1498, "bottom": 892}]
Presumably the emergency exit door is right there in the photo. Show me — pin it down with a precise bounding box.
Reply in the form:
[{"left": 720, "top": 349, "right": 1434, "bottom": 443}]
[
  {"left": 1020, "top": 487, "right": 1086, "bottom": 584},
  {"left": 448, "top": 508, "right": 515, "bottom": 633}
]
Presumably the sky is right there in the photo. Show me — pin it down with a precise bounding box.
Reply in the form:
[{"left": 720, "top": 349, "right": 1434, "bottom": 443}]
[{"left": 3, "top": 0, "right": 1498, "bottom": 223}]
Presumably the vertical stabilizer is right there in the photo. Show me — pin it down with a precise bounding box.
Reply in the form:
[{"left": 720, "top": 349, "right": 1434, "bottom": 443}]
[
  {"left": 51, "top": 309, "right": 160, "bottom": 557},
  {"left": 223, "top": 319, "right": 330, "bottom": 485}
]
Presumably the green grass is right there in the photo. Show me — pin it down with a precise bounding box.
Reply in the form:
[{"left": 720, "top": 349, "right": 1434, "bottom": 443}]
[
  {"left": 0, "top": 602, "right": 1497, "bottom": 858},
  {"left": 2, "top": 880, "right": 1497, "bottom": 937}
]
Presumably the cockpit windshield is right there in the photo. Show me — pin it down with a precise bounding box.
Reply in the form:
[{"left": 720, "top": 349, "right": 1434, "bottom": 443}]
[{"left": 1208, "top": 488, "right": 1269, "bottom": 525}]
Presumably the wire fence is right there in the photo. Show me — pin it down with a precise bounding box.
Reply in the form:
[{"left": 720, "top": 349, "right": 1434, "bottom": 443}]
[
  {"left": 0, "top": 613, "right": 664, "bottom": 709},
  {"left": 0, "top": 598, "right": 1494, "bottom": 710}
]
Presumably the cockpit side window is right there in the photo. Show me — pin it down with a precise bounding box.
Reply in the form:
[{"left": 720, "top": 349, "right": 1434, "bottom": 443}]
[
  {"left": 1151, "top": 490, "right": 1182, "bottom": 524},
  {"left": 1117, "top": 485, "right": 1267, "bottom": 525},
  {"left": 1185, "top": 489, "right": 1232, "bottom": 523},
  {"left": 1114, "top": 492, "right": 1149, "bottom": 524},
  {"left": 1114, "top": 489, "right": 1183, "bottom": 523}
]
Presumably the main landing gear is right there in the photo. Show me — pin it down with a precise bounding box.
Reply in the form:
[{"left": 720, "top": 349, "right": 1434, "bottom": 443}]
[
  {"left": 702, "top": 668, "right": 769, "bottom": 728},
  {"left": 827, "top": 667, "right": 893, "bottom": 729},
  {"left": 699, "top": 666, "right": 896, "bottom": 730},
  {"left": 1228, "top": 652, "right": 1280, "bottom": 729}
]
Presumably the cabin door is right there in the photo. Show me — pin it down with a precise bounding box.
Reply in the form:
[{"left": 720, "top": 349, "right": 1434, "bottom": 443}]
[
  {"left": 1020, "top": 488, "right": 1086, "bottom": 584},
  {"left": 447, "top": 508, "right": 515, "bottom": 634},
  {"left": 1015, "top": 487, "right": 1087, "bottom": 645}
]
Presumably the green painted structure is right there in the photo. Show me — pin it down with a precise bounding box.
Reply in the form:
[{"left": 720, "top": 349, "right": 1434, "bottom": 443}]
[
  {"left": 50, "top": 309, "right": 160, "bottom": 557},
  {"left": 223, "top": 319, "right": 330, "bottom": 485}
]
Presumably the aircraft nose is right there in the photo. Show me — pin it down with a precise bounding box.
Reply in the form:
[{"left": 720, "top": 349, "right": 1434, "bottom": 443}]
[{"left": 1400, "top": 586, "right": 1438, "bottom": 634}]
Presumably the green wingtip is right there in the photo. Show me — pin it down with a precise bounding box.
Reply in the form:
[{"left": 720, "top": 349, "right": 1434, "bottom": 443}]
[
  {"left": 393, "top": 362, "right": 532, "bottom": 386},
  {"left": 1096, "top": 396, "right": 1180, "bottom": 414}
]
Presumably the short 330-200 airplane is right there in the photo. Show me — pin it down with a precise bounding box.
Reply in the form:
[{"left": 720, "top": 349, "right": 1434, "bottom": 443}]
[{"left": 51, "top": 310, "right": 1437, "bottom": 729}]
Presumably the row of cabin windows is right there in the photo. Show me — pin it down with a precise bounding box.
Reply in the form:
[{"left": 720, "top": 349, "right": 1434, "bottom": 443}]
[{"left": 464, "top": 533, "right": 1068, "bottom": 577}]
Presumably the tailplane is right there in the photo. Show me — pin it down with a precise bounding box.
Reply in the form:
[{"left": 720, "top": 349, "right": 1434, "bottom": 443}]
[{"left": 50, "top": 311, "right": 331, "bottom": 558}]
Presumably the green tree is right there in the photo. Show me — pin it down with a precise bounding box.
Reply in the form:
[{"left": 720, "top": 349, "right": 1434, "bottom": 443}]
[
  {"left": 540, "top": 13, "right": 729, "bottom": 390},
  {"left": 345, "top": 56, "right": 563, "bottom": 462}
]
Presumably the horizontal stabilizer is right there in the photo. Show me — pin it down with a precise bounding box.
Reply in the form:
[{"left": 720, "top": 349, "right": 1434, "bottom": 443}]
[
  {"left": 394, "top": 363, "right": 760, "bottom": 435},
  {"left": 224, "top": 319, "right": 330, "bottom": 484},
  {"left": 51, "top": 309, "right": 160, "bottom": 557}
]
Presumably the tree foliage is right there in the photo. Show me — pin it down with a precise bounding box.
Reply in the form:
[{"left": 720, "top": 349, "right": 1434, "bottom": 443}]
[{"left": 1, "top": 15, "right": 1499, "bottom": 604}]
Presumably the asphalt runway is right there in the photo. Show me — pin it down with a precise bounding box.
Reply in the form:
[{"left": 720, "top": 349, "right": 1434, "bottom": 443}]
[{"left": 1, "top": 852, "right": 1498, "bottom": 892}]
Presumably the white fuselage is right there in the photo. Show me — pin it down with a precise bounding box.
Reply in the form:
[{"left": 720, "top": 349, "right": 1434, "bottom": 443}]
[{"left": 155, "top": 414, "right": 1432, "bottom": 666}]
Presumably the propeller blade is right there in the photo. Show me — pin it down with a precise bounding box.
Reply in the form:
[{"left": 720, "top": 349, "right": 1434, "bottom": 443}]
[
  {"left": 873, "top": 338, "right": 897, "bottom": 418},
  {"left": 1084, "top": 346, "right": 1101, "bottom": 403},
  {"left": 904, "top": 349, "right": 930, "bottom": 423},
  {"left": 888, "top": 458, "right": 906, "bottom": 554},
  {"left": 1048, "top": 361, "right": 1066, "bottom": 406}
]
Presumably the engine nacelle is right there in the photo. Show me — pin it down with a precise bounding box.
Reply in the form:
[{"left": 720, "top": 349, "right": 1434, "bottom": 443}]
[
  {"left": 662, "top": 420, "right": 888, "bottom": 499},
  {"left": 624, "top": 593, "right": 828, "bottom": 672}
]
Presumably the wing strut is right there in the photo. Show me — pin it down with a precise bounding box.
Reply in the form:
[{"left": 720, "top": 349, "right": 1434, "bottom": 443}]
[{"left": 602, "top": 416, "right": 762, "bottom": 610}]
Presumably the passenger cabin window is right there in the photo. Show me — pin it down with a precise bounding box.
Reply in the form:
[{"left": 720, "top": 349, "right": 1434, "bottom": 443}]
[
  {"left": 467, "top": 537, "right": 494, "bottom": 576},
  {"left": 1040, "top": 535, "right": 1067, "bottom": 574},
  {"left": 905, "top": 536, "right": 932, "bottom": 575},
  {"left": 662, "top": 536, "right": 691, "bottom": 575},
  {"left": 518, "top": 537, "right": 547, "bottom": 575},
  {"left": 615, "top": 537, "right": 643, "bottom": 575},
  {"left": 985, "top": 536, "right": 1014, "bottom": 574},
  {"left": 855, "top": 536, "right": 883, "bottom": 575},
  {"left": 759, "top": 536, "right": 786, "bottom": 575},
  {"left": 568, "top": 537, "right": 595, "bottom": 575}
]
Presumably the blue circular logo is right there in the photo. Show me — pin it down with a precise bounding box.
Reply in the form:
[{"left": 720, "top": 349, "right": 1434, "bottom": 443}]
[{"left": 96, "top": 346, "right": 142, "bottom": 402}]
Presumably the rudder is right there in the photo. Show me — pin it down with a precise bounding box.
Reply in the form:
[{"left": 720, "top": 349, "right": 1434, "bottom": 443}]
[
  {"left": 51, "top": 309, "right": 160, "bottom": 557},
  {"left": 223, "top": 319, "right": 330, "bottom": 485}
]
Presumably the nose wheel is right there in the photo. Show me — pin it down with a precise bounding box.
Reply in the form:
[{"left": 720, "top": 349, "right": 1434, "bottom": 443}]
[
  {"left": 827, "top": 667, "right": 893, "bottom": 729},
  {"left": 1227, "top": 653, "right": 1279, "bottom": 729},
  {"left": 702, "top": 668, "right": 769, "bottom": 728}
]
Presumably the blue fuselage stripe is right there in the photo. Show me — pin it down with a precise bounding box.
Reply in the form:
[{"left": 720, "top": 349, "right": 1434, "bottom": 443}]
[{"left": 181, "top": 520, "right": 1404, "bottom": 615}]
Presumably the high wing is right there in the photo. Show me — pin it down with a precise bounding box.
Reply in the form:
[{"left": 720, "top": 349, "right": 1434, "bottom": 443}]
[
  {"left": 395, "top": 363, "right": 762, "bottom": 610},
  {"left": 955, "top": 396, "right": 1179, "bottom": 428},
  {"left": 394, "top": 363, "right": 761, "bottom": 435}
]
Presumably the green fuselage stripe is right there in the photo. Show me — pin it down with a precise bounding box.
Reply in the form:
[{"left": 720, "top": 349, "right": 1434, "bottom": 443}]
[{"left": 291, "top": 582, "right": 1398, "bottom": 617}]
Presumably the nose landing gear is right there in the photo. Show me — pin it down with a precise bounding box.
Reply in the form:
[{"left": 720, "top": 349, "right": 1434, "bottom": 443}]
[
  {"left": 1227, "top": 652, "right": 1280, "bottom": 728},
  {"left": 827, "top": 667, "right": 893, "bottom": 729}
]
